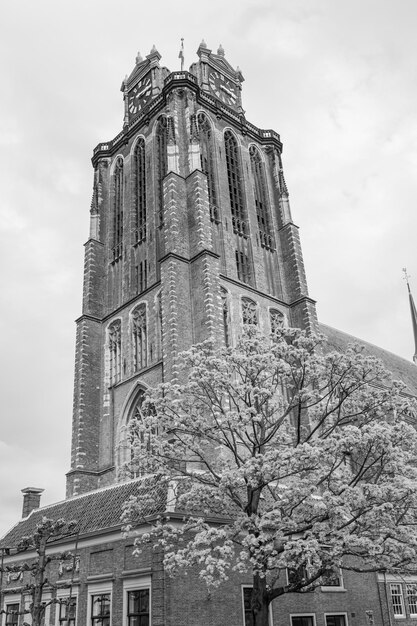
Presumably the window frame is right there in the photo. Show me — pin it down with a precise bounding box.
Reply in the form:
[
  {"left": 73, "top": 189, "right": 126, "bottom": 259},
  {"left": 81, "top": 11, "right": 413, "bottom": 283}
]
[
  {"left": 290, "top": 614, "right": 316, "bottom": 626},
  {"left": 390, "top": 583, "right": 406, "bottom": 618},
  {"left": 123, "top": 576, "right": 151, "bottom": 626},
  {"left": 241, "top": 585, "right": 273, "bottom": 626},
  {"left": 87, "top": 582, "right": 112, "bottom": 626},
  {"left": 320, "top": 567, "right": 345, "bottom": 592},
  {"left": 4, "top": 602, "right": 19, "bottom": 626},
  {"left": 324, "top": 613, "right": 348, "bottom": 626},
  {"left": 406, "top": 583, "right": 417, "bottom": 618},
  {"left": 55, "top": 588, "right": 78, "bottom": 626}
]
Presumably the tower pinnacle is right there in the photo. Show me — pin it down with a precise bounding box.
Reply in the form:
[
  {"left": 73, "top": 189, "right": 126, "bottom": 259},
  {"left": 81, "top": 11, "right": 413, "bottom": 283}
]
[{"left": 403, "top": 268, "right": 417, "bottom": 364}]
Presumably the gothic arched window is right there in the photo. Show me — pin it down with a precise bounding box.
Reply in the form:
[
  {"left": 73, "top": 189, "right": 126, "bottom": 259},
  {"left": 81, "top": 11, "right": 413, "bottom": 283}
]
[
  {"left": 123, "top": 389, "right": 157, "bottom": 478},
  {"left": 250, "top": 145, "right": 274, "bottom": 250},
  {"left": 108, "top": 320, "right": 122, "bottom": 385},
  {"left": 270, "top": 309, "right": 284, "bottom": 334},
  {"left": 132, "top": 304, "right": 147, "bottom": 371},
  {"left": 220, "top": 287, "right": 231, "bottom": 347},
  {"left": 112, "top": 157, "right": 124, "bottom": 261},
  {"left": 156, "top": 116, "right": 168, "bottom": 226},
  {"left": 133, "top": 138, "right": 146, "bottom": 244},
  {"left": 242, "top": 298, "right": 258, "bottom": 326},
  {"left": 198, "top": 113, "right": 219, "bottom": 223},
  {"left": 224, "top": 131, "right": 246, "bottom": 236},
  {"left": 156, "top": 290, "right": 163, "bottom": 360}
]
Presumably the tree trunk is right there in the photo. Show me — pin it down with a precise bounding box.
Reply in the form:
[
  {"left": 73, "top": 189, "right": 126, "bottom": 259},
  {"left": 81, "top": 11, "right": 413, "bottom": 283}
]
[{"left": 252, "top": 573, "right": 270, "bottom": 626}]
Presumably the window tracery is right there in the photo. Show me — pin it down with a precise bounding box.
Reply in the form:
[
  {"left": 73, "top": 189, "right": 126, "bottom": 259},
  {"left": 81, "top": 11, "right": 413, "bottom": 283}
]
[
  {"left": 133, "top": 138, "right": 146, "bottom": 244},
  {"left": 112, "top": 157, "right": 124, "bottom": 262},
  {"left": 242, "top": 298, "right": 258, "bottom": 326},
  {"left": 108, "top": 320, "right": 122, "bottom": 385},
  {"left": 249, "top": 145, "right": 274, "bottom": 250},
  {"left": 224, "top": 131, "right": 247, "bottom": 236},
  {"left": 270, "top": 309, "right": 284, "bottom": 334},
  {"left": 132, "top": 304, "right": 147, "bottom": 371},
  {"left": 197, "top": 113, "right": 219, "bottom": 223}
]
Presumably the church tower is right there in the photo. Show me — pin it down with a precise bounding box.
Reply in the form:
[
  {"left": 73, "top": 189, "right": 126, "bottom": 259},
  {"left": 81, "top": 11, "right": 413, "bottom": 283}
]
[{"left": 66, "top": 43, "right": 318, "bottom": 497}]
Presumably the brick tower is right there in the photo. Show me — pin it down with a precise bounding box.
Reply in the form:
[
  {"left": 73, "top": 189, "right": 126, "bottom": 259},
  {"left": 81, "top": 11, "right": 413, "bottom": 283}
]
[{"left": 66, "top": 42, "right": 318, "bottom": 498}]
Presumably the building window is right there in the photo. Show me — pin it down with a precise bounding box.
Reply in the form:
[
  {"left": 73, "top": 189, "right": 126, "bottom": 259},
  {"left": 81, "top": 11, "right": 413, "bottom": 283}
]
[
  {"left": 91, "top": 594, "right": 111, "bottom": 626},
  {"left": 242, "top": 298, "right": 258, "bottom": 326},
  {"left": 135, "top": 259, "right": 148, "bottom": 294},
  {"left": 58, "top": 597, "right": 77, "bottom": 626},
  {"left": 224, "top": 130, "right": 247, "bottom": 236},
  {"left": 133, "top": 138, "right": 146, "bottom": 244},
  {"left": 156, "top": 116, "right": 168, "bottom": 226},
  {"left": 235, "top": 249, "right": 251, "bottom": 284},
  {"left": 156, "top": 290, "right": 162, "bottom": 360},
  {"left": 321, "top": 567, "right": 343, "bottom": 589},
  {"left": 108, "top": 320, "right": 122, "bottom": 385},
  {"left": 132, "top": 304, "right": 147, "bottom": 371},
  {"left": 220, "top": 287, "right": 231, "bottom": 347},
  {"left": 112, "top": 157, "right": 124, "bottom": 262},
  {"left": 197, "top": 112, "right": 219, "bottom": 223},
  {"left": 249, "top": 145, "right": 274, "bottom": 250},
  {"left": 291, "top": 617, "right": 315, "bottom": 626},
  {"left": 242, "top": 588, "right": 272, "bottom": 626},
  {"left": 325, "top": 616, "right": 347, "bottom": 626},
  {"left": 391, "top": 584, "right": 406, "bottom": 617},
  {"left": 127, "top": 589, "right": 150, "bottom": 626},
  {"left": 5, "top": 604, "right": 19, "bottom": 626},
  {"left": 270, "top": 309, "right": 284, "bottom": 334},
  {"left": 407, "top": 584, "right": 417, "bottom": 617}
]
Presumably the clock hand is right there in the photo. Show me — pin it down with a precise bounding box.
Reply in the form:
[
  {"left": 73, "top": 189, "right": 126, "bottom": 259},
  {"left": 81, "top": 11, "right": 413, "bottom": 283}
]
[
  {"left": 219, "top": 84, "right": 236, "bottom": 98},
  {"left": 137, "top": 85, "right": 151, "bottom": 98}
]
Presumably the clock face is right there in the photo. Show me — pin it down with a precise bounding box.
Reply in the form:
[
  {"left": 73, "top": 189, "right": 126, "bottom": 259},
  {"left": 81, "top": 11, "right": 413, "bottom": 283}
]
[
  {"left": 208, "top": 70, "right": 238, "bottom": 106},
  {"left": 128, "top": 74, "right": 152, "bottom": 116}
]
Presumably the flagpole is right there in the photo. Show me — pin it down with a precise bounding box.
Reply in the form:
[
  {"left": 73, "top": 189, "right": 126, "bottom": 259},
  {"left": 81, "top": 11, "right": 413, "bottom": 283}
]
[{"left": 179, "top": 38, "right": 184, "bottom": 71}]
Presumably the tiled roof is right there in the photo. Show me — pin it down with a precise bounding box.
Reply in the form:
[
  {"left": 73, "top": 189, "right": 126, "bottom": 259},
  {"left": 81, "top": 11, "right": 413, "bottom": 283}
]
[
  {"left": 320, "top": 323, "right": 417, "bottom": 396},
  {"left": 0, "top": 477, "right": 167, "bottom": 549}
]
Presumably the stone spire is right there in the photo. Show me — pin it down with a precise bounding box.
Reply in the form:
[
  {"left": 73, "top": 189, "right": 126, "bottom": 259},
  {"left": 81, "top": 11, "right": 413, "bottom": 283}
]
[{"left": 403, "top": 268, "right": 417, "bottom": 364}]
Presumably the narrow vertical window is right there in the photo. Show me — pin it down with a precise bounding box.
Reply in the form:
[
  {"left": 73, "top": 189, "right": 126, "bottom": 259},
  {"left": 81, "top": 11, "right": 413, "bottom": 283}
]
[
  {"left": 59, "top": 598, "right": 77, "bottom": 626},
  {"left": 250, "top": 145, "right": 274, "bottom": 249},
  {"left": 407, "top": 584, "right": 417, "bottom": 616},
  {"left": 91, "top": 594, "right": 111, "bottom": 626},
  {"left": 242, "top": 587, "right": 254, "bottom": 626},
  {"left": 132, "top": 304, "right": 147, "bottom": 371},
  {"left": 224, "top": 131, "right": 246, "bottom": 236},
  {"left": 112, "top": 157, "right": 124, "bottom": 261},
  {"left": 156, "top": 116, "right": 168, "bottom": 226},
  {"left": 270, "top": 309, "right": 284, "bottom": 334},
  {"left": 198, "top": 113, "right": 219, "bottom": 222},
  {"left": 220, "top": 287, "right": 230, "bottom": 347},
  {"left": 133, "top": 138, "right": 146, "bottom": 244},
  {"left": 156, "top": 290, "right": 163, "bottom": 360},
  {"left": 5, "top": 604, "right": 19, "bottom": 626},
  {"left": 390, "top": 584, "right": 405, "bottom": 617},
  {"left": 127, "top": 589, "right": 150, "bottom": 626},
  {"left": 236, "top": 249, "right": 251, "bottom": 284},
  {"left": 109, "top": 320, "right": 122, "bottom": 385},
  {"left": 242, "top": 298, "right": 258, "bottom": 326}
]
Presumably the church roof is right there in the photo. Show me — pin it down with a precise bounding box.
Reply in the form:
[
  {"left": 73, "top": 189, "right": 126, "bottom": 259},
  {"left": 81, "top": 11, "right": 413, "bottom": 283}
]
[
  {"left": 320, "top": 323, "right": 417, "bottom": 397},
  {"left": 0, "top": 477, "right": 168, "bottom": 549}
]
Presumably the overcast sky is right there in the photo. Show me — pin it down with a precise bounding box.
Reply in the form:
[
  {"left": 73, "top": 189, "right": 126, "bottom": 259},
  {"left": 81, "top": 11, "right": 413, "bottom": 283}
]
[{"left": 1, "top": 0, "right": 416, "bottom": 536}]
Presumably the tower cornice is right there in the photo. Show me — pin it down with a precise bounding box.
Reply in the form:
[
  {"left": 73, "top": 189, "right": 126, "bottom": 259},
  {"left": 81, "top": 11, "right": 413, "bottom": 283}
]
[{"left": 92, "top": 72, "right": 282, "bottom": 167}]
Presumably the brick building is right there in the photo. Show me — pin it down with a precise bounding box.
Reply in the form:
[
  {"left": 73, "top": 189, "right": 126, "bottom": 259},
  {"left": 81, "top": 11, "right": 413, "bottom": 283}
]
[{"left": 1, "top": 42, "right": 417, "bottom": 626}]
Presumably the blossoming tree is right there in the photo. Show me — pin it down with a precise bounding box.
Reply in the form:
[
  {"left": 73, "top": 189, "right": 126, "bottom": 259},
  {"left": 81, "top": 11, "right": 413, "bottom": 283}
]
[{"left": 123, "top": 328, "right": 417, "bottom": 626}]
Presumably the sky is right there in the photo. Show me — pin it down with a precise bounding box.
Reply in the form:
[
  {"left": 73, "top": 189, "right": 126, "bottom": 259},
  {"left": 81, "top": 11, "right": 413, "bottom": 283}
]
[{"left": 1, "top": 0, "right": 416, "bottom": 535}]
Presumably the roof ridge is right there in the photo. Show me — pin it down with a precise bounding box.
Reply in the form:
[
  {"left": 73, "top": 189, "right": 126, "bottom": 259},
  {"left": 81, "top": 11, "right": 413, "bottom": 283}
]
[
  {"left": 16, "top": 476, "right": 154, "bottom": 518},
  {"left": 319, "top": 322, "right": 416, "bottom": 367}
]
